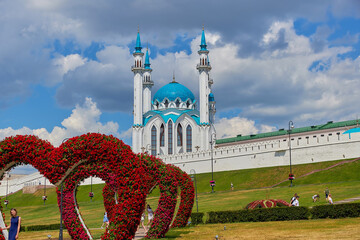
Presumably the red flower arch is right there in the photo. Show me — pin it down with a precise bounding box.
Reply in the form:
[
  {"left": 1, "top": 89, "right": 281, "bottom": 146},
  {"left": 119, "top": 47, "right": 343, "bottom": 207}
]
[{"left": 0, "top": 134, "right": 194, "bottom": 240}]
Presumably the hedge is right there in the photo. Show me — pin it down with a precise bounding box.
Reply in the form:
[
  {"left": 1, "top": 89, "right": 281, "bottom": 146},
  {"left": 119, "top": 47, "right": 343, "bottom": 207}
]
[
  {"left": 206, "top": 207, "right": 309, "bottom": 224},
  {"left": 190, "top": 212, "right": 204, "bottom": 225},
  {"left": 311, "top": 203, "right": 360, "bottom": 219},
  {"left": 18, "top": 224, "right": 66, "bottom": 232}
]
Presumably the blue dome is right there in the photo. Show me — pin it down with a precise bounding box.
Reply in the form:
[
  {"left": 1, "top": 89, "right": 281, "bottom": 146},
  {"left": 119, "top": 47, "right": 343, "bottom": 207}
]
[
  {"left": 153, "top": 82, "right": 195, "bottom": 102},
  {"left": 209, "top": 92, "right": 215, "bottom": 102}
]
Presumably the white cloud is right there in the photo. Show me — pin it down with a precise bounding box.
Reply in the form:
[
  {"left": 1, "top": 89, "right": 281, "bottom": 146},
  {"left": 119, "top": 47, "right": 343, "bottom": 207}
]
[
  {"left": 215, "top": 116, "right": 276, "bottom": 139},
  {"left": 54, "top": 54, "right": 87, "bottom": 75},
  {"left": 0, "top": 98, "right": 121, "bottom": 147}
]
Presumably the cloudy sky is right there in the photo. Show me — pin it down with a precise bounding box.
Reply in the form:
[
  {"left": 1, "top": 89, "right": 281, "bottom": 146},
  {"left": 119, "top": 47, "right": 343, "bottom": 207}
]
[{"left": 0, "top": 1, "right": 359, "bottom": 173}]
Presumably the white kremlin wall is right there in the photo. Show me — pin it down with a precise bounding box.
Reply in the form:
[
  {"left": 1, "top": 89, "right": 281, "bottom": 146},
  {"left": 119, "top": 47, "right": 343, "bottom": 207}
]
[
  {"left": 0, "top": 172, "right": 105, "bottom": 197},
  {"left": 160, "top": 129, "right": 360, "bottom": 174}
]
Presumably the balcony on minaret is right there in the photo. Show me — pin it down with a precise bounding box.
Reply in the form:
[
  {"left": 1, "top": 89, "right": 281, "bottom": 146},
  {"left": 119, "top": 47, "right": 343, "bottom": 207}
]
[
  {"left": 143, "top": 79, "right": 154, "bottom": 87},
  {"left": 196, "top": 56, "right": 211, "bottom": 70}
]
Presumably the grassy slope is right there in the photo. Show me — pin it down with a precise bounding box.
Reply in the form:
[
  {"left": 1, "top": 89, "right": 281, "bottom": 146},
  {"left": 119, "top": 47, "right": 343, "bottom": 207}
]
[{"left": 2, "top": 159, "right": 359, "bottom": 230}]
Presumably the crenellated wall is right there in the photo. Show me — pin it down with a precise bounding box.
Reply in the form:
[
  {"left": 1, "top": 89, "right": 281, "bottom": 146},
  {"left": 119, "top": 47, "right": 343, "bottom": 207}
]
[{"left": 160, "top": 130, "right": 360, "bottom": 174}]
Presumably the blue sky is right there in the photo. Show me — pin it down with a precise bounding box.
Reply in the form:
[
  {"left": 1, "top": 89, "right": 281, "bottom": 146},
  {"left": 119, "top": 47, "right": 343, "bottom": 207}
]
[{"left": 0, "top": 0, "right": 359, "bottom": 173}]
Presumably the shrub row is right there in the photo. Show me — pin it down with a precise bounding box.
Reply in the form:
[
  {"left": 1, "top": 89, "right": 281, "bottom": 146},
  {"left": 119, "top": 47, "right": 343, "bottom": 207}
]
[
  {"left": 191, "top": 203, "right": 360, "bottom": 224},
  {"left": 206, "top": 207, "right": 309, "bottom": 224},
  {"left": 311, "top": 203, "right": 360, "bottom": 219},
  {"left": 190, "top": 212, "right": 204, "bottom": 225},
  {"left": 20, "top": 223, "right": 66, "bottom": 232}
]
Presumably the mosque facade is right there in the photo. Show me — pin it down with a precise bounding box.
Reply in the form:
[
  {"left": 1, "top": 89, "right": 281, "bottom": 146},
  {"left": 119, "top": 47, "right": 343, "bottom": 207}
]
[{"left": 131, "top": 29, "right": 216, "bottom": 155}]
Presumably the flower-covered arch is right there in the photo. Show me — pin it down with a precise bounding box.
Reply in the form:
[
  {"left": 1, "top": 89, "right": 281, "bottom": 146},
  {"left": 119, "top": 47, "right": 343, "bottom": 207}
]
[
  {"left": 0, "top": 134, "right": 195, "bottom": 240},
  {"left": 55, "top": 133, "right": 150, "bottom": 240}
]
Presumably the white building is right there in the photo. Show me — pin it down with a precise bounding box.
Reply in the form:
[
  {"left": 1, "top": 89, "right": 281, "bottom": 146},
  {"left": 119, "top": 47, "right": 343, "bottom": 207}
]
[{"left": 132, "top": 28, "right": 216, "bottom": 155}]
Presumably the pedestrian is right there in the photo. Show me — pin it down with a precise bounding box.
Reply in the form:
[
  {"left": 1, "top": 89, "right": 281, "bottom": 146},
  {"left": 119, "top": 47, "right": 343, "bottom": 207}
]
[
  {"left": 312, "top": 194, "right": 320, "bottom": 202},
  {"left": 290, "top": 193, "right": 298, "bottom": 205},
  {"left": 230, "top": 182, "right": 234, "bottom": 191},
  {"left": 292, "top": 196, "right": 300, "bottom": 206},
  {"left": 0, "top": 208, "right": 21, "bottom": 240},
  {"left": 137, "top": 212, "right": 147, "bottom": 232},
  {"left": 101, "top": 212, "right": 109, "bottom": 229},
  {"left": 325, "top": 188, "right": 330, "bottom": 202},
  {"left": 147, "top": 204, "right": 154, "bottom": 226},
  {"left": 328, "top": 194, "right": 334, "bottom": 205}
]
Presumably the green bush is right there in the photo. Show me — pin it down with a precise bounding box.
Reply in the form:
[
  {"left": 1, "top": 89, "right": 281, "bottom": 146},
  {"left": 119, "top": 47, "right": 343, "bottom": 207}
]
[
  {"left": 311, "top": 203, "right": 360, "bottom": 219},
  {"left": 190, "top": 212, "right": 204, "bottom": 225},
  {"left": 26, "top": 223, "right": 66, "bottom": 231},
  {"left": 206, "top": 207, "right": 309, "bottom": 224}
]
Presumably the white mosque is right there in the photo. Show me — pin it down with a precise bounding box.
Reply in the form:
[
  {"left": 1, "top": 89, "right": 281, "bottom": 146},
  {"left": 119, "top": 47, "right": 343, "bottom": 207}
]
[{"left": 131, "top": 29, "right": 216, "bottom": 155}]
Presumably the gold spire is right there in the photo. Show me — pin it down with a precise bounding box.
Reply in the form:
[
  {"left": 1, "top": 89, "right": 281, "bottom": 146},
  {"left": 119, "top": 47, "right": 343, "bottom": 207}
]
[{"left": 172, "top": 71, "right": 176, "bottom": 83}]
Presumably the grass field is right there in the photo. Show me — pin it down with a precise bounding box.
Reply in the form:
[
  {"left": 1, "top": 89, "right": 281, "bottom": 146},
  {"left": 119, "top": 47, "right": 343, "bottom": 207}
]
[
  {"left": 1, "top": 158, "right": 359, "bottom": 239},
  {"left": 163, "top": 217, "right": 360, "bottom": 240}
]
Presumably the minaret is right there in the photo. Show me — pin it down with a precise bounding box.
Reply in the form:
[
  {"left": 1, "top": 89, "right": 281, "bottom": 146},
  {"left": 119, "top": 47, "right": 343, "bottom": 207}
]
[
  {"left": 143, "top": 47, "right": 154, "bottom": 113},
  {"left": 196, "top": 27, "right": 212, "bottom": 150},
  {"left": 132, "top": 28, "right": 144, "bottom": 153}
]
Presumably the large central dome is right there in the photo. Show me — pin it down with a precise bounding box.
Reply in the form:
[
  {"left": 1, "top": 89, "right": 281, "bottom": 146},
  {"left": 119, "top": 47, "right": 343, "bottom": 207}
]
[{"left": 153, "top": 82, "right": 195, "bottom": 102}]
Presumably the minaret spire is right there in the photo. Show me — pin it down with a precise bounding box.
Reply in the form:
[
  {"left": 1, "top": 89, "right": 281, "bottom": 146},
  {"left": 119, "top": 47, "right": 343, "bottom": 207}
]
[
  {"left": 196, "top": 27, "right": 213, "bottom": 151},
  {"left": 200, "top": 26, "right": 207, "bottom": 51},
  {"left": 144, "top": 46, "right": 151, "bottom": 69},
  {"left": 135, "top": 26, "right": 142, "bottom": 53},
  {"left": 132, "top": 27, "right": 145, "bottom": 153}
]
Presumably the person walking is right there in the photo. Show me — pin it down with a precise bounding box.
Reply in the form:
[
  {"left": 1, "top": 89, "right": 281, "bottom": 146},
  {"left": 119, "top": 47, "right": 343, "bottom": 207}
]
[
  {"left": 137, "top": 212, "right": 147, "bottom": 232},
  {"left": 147, "top": 204, "right": 154, "bottom": 226},
  {"left": 230, "top": 182, "right": 234, "bottom": 191},
  {"left": 101, "top": 212, "right": 109, "bottom": 229},
  {"left": 325, "top": 188, "right": 330, "bottom": 202},
  {"left": 0, "top": 208, "right": 21, "bottom": 240}
]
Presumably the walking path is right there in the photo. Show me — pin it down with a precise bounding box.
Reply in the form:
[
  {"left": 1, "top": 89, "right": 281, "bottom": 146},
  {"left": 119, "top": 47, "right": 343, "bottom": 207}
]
[
  {"left": 134, "top": 228, "right": 147, "bottom": 239},
  {"left": 334, "top": 196, "right": 360, "bottom": 204},
  {"left": 270, "top": 157, "right": 360, "bottom": 188},
  {"left": 87, "top": 228, "right": 147, "bottom": 240}
]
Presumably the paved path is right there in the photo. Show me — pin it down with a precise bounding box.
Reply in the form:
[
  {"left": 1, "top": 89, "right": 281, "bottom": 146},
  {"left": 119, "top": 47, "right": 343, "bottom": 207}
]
[
  {"left": 134, "top": 228, "right": 147, "bottom": 239},
  {"left": 87, "top": 228, "right": 147, "bottom": 239},
  {"left": 334, "top": 196, "right": 360, "bottom": 204}
]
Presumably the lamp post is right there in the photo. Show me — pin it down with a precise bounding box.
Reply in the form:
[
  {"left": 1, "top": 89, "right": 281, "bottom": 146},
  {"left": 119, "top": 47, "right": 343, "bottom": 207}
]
[
  {"left": 43, "top": 177, "right": 47, "bottom": 205},
  {"left": 5, "top": 172, "right": 10, "bottom": 209},
  {"left": 210, "top": 133, "right": 216, "bottom": 193},
  {"left": 59, "top": 137, "right": 69, "bottom": 240},
  {"left": 190, "top": 169, "right": 198, "bottom": 212},
  {"left": 288, "top": 121, "right": 294, "bottom": 187},
  {"left": 90, "top": 176, "right": 93, "bottom": 202}
]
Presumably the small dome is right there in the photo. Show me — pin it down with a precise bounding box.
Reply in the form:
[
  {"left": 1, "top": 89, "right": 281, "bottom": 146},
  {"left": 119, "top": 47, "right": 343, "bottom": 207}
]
[
  {"left": 153, "top": 82, "right": 195, "bottom": 102},
  {"left": 209, "top": 92, "right": 215, "bottom": 102}
]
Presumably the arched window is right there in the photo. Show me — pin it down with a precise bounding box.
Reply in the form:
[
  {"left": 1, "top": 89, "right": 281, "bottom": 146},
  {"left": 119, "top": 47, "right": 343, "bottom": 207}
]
[
  {"left": 186, "top": 125, "right": 192, "bottom": 152},
  {"left": 186, "top": 100, "right": 191, "bottom": 108},
  {"left": 151, "top": 126, "right": 157, "bottom": 156},
  {"left": 160, "top": 124, "right": 165, "bottom": 147},
  {"left": 177, "top": 124, "right": 183, "bottom": 146},
  {"left": 168, "top": 121, "right": 173, "bottom": 155},
  {"left": 175, "top": 99, "right": 180, "bottom": 108},
  {"left": 164, "top": 99, "right": 169, "bottom": 108}
]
